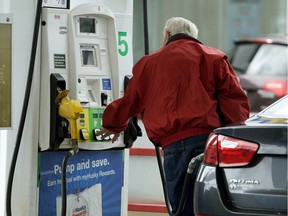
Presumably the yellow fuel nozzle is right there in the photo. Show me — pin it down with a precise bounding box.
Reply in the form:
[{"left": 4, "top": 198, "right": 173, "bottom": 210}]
[{"left": 56, "top": 89, "right": 83, "bottom": 141}]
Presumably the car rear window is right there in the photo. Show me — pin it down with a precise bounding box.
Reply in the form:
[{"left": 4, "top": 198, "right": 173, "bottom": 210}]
[
  {"left": 246, "top": 44, "right": 288, "bottom": 76},
  {"left": 260, "top": 95, "right": 288, "bottom": 118},
  {"left": 230, "top": 43, "right": 259, "bottom": 73}
]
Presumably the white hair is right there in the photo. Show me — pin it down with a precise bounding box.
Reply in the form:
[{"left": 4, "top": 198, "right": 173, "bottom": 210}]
[{"left": 163, "top": 17, "right": 198, "bottom": 39}]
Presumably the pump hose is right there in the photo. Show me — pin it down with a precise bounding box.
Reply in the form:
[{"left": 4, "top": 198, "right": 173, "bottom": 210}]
[
  {"left": 61, "top": 147, "right": 79, "bottom": 216},
  {"left": 6, "top": 0, "right": 43, "bottom": 215},
  {"left": 155, "top": 146, "right": 204, "bottom": 216},
  {"left": 143, "top": 0, "right": 149, "bottom": 55}
]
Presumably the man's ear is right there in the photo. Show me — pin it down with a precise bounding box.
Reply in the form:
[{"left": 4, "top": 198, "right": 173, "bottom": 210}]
[{"left": 163, "top": 31, "right": 170, "bottom": 46}]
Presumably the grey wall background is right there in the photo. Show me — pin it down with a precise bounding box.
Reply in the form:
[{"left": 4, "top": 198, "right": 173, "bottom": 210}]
[{"left": 133, "top": 0, "right": 287, "bottom": 63}]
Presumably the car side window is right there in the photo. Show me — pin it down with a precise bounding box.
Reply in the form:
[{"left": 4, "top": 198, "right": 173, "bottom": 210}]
[
  {"left": 230, "top": 43, "right": 259, "bottom": 74},
  {"left": 246, "top": 44, "right": 288, "bottom": 76}
]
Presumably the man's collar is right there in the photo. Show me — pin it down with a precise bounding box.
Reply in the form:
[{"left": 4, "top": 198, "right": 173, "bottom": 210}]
[{"left": 166, "top": 33, "right": 203, "bottom": 45}]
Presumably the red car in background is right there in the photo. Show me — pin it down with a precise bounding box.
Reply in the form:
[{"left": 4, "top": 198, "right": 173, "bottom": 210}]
[{"left": 229, "top": 34, "right": 288, "bottom": 113}]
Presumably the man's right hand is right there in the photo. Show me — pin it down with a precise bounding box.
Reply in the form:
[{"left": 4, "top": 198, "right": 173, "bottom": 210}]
[{"left": 95, "top": 128, "right": 120, "bottom": 143}]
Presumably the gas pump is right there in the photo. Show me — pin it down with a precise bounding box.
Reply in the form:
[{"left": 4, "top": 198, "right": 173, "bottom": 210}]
[
  {"left": 39, "top": 4, "right": 136, "bottom": 151},
  {"left": 68, "top": 3, "right": 127, "bottom": 150},
  {"left": 38, "top": 2, "right": 138, "bottom": 216}
]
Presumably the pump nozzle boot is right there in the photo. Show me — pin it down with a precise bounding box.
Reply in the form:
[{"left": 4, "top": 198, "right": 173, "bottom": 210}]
[{"left": 56, "top": 90, "right": 83, "bottom": 141}]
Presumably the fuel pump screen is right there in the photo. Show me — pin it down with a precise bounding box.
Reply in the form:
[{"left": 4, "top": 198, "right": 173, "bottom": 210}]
[
  {"left": 80, "top": 44, "right": 99, "bottom": 67},
  {"left": 82, "top": 50, "right": 97, "bottom": 66},
  {"left": 79, "top": 17, "right": 96, "bottom": 34}
]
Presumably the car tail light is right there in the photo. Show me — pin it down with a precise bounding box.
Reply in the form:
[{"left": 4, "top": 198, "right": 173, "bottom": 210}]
[
  {"left": 262, "top": 80, "right": 288, "bottom": 97},
  {"left": 203, "top": 133, "right": 259, "bottom": 167}
]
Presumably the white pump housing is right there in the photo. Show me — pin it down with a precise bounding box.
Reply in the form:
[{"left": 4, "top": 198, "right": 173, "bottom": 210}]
[{"left": 39, "top": 4, "right": 127, "bottom": 151}]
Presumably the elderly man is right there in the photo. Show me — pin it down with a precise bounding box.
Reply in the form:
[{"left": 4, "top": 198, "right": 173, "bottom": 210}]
[{"left": 96, "top": 17, "right": 250, "bottom": 215}]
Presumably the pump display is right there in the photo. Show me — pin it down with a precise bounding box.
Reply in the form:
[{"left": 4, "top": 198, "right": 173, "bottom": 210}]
[{"left": 39, "top": 4, "right": 136, "bottom": 151}]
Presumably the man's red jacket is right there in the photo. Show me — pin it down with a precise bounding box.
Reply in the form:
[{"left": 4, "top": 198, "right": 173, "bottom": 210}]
[{"left": 102, "top": 34, "right": 250, "bottom": 148}]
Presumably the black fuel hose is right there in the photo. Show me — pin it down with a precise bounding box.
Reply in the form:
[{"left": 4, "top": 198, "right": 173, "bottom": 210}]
[
  {"left": 143, "top": 0, "right": 149, "bottom": 55},
  {"left": 6, "top": 0, "right": 42, "bottom": 215},
  {"left": 61, "top": 147, "right": 79, "bottom": 216},
  {"left": 155, "top": 146, "right": 204, "bottom": 216}
]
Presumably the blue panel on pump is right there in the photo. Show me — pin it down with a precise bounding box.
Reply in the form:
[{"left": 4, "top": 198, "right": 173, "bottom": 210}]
[
  {"left": 102, "top": 78, "right": 111, "bottom": 90},
  {"left": 38, "top": 150, "right": 124, "bottom": 215}
]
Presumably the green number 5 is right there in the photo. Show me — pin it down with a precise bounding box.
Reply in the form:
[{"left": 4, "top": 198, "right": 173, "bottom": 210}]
[{"left": 118, "top": 31, "right": 128, "bottom": 56}]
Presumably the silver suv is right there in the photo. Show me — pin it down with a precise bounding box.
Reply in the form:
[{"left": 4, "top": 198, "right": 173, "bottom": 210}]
[{"left": 229, "top": 35, "right": 288, "bottom": 113}]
